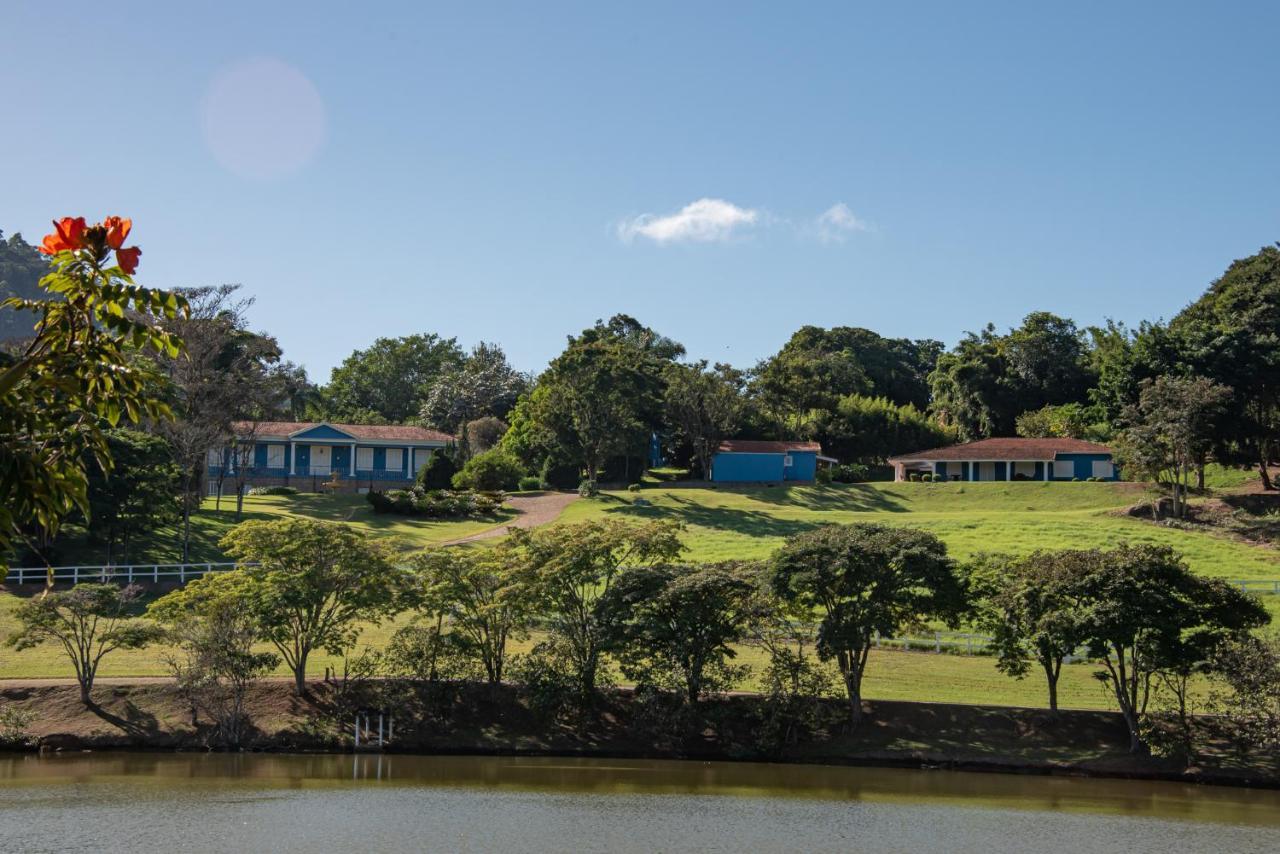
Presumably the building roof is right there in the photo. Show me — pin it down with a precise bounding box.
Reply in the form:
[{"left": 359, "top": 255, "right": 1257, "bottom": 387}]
[
  {"left": 232, "top": 421, "right": 454, "bottom": 443},
  {"left": 888, "top": 437, "right": 1112, "bottom": 463},
  {"left": 717, "top": 439, "right": 823, "bottom": 455}
]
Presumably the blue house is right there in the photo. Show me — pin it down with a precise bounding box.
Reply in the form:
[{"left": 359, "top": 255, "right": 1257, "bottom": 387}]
[
  {"left": 710, "top": 440, "right": 829, "bottom": 483},
  {"left": 208, "top": 421, "right": 454, "bottom": 494},
  {"left": 888, "top": 438, "right": 1120, "bottom": 482}
]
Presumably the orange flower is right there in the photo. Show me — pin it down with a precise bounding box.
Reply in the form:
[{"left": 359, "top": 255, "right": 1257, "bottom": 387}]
[
  {"left": 38, "top": 217, "right": 87, "bottom": 255},
  {"left": 116, "top": 246, "right": 141, "bottom": 275},
  {"left": 102, "top": 216, "right": 132, "bottom": 250}
]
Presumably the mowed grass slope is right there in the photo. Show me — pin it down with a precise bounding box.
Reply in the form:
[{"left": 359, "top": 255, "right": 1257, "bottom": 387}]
[
  {"left": 559, "top": 481, "right": 1280, "bottom": 580},
  {"left": 2, "top": 478, "right": 1276, "bottom": 711},
  {"left": 37, "top": 493, "right": 515, "bottom": 566}
]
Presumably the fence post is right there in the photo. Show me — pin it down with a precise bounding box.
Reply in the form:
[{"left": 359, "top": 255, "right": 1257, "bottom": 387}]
[
  {"left": 934, "top": 632, "right": 940, "bottom": 653},
  {"left": 966, "top": 634, "right": 973, "bottom": 655},
  {"left": 153, "top": 565, "right": 159, "bottom": 583},
  {"left": 179, "top": 565, "right": 186, "bottom": 583}
]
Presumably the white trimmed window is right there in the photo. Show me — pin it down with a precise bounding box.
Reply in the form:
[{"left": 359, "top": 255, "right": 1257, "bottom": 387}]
[
  {"left": 207, "top": 448, "right": 223, "bottom": 467},
  {"left": 783, "top": 455, "right": 794, "bottom": 468},
  {"left": 385, "top": 448, "right": 403, "bottom": 472},
  {"left": 265, "top": 444, "right": 286, "bottom": 468},
  {"left": 1092, "top": 460, "right": 1114, "bottom": 479},
  {"left": 1053, "top": 460, "right": 1075, "bottom": 479},
  {"left": 415, "top": 450, "right": 430, "bottom": 472},
  {"left": 1014, "top": 462, "right": 1036, "bottom": 478},
  {"left": 356, "top": 447, "right": 375, "bottom": 470}
]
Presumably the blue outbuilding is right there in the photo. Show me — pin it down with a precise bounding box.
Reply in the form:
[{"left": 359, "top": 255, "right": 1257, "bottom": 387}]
[{"left": 710, "top": 440, "right": 829, "bottom": 483}]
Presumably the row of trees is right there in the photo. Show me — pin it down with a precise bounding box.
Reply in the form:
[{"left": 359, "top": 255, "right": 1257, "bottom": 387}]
[{"left": 8, "top": 516, "right": 1273, "bottom": 757}]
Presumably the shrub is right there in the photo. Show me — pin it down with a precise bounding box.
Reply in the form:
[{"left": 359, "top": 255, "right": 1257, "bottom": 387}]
[
  {"left": 830, "top": 463, "right": 871, "bottom": 484},
  {"left": 518, "top": 476, "right": 543, "bottom": 492},
  {"left": 0, "top": 705, "right": 36, "bottom": 748},
  {"left": 417, "top": 450, "right": 458, "bottom": 490},
  {"left": 247, "top": 485, "right": 298, "bottom": 496},
  {"left": 452, "top": 449, "right": 524, "bottom": 492},
  {"left": 627, "top": 483, "right": 642, "bottom": 493},
  {"left": 578, "top": 479, "right": 599, "bottom": 498},
  {"left": 508, "top": 639, "right": 582, "bottom": 721},
  {"left": 541, "top": 458, "right": 581, "bottom": 490},
  {"left": 366, "top": 487, "right": 504, "bottom": 518},
  {"left": 815, "top": 467, "right": 833, "bottom": 484}
]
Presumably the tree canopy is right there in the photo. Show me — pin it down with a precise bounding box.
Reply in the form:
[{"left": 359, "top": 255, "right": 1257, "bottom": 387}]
[{"left": 324, "top": 333, "right": 464, "bottom": 424}]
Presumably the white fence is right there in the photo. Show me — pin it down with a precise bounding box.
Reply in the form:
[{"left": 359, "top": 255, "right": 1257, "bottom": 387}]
[
  {"left": 1230, "top": 579, "right": 1280, "bottom": 594},
  {"left": 4, "top": 562, "right": 253, "bottom": 585}
]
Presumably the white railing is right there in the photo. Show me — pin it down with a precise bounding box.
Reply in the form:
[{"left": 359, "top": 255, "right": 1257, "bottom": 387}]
[
  {"left": 4, "top": 562, "right": 254, "bottom": 585},
  {"left": 1230, "top": 579, "right": 1280, "bottom": 594}
]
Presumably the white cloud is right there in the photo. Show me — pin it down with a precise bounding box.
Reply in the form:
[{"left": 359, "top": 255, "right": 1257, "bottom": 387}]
[
  {"left": 814, "top": 202, "right": 870, "bottom": 243},
  {"left": 618, "top": 198, "right": 760, "bottom": 245}
]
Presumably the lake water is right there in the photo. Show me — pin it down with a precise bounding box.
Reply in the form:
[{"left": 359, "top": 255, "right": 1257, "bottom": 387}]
[{"left": 1, "top": 753, "right": 1278, "bottom": 853}]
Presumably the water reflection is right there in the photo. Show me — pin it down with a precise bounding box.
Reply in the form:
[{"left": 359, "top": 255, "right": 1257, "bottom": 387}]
[{"left": 1, "top": 752, "right": 1278, "bottom": 827}]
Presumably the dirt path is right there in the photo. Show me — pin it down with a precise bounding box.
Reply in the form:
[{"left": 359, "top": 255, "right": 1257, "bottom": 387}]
[{"left": 440, "top": 491, "right": 579, "bottom": 546}]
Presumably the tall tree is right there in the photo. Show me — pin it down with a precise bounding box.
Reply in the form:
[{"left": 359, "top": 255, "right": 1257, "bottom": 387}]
[
  {"left": 152, "top": 285, "right": 283, "bottom": 557},
  {"left": 754, "top": 326, "right": 941, "bottom": 419},
  {"left": 967, "top": 550, "right": 1090, "bottom": 714},
  {"left": 83, "top": 429, "right": 183, "bottom": 564},
  {"left": 1115, "top": 375, "right": 1231, "bottom": 519},
  {"left": 420, "top": 342, "right": 530, "bottom": 437},
  {"left": 324, "top": 333, "right": 463, "bottom": 423},
  {"left": 1171, "top": 245, "right": 1280, "bottom": 489},
  {"left": 213, "top": 519, "right": 411, "bottom": 695},
  {"left": 1071, "top": 544, "right": 1268, "bottom": 753},
  {"left": 930, "top": 313, "right": 1094, "bottom": 440},
  {"left": 7, "top": 583, "right": 161, "bottom": 704},
  {"left": 598, "top": 562, "right": 754, "bottom": 703},
  {"left": 663, "top": 360, "right": 746, "bottom": 479},
  {"left": 0, "top": 216, "right": 184, "bottom": 567},
  {"left": 818, "top": 394, "right": 954, "bottom": 464},
  {"left": 507, "top": 519, "right": 684, "bottom": 699},
  {"left": 411, "top": 546, "right": 530, "bottom": 685},
  {"left": 770, "top": 523, "right": 965, "bottom": 725}
]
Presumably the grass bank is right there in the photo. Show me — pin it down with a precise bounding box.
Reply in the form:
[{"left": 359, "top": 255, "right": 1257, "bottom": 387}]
[{"left": 2, "top": 681, "right": 1274, "bottom": 789}]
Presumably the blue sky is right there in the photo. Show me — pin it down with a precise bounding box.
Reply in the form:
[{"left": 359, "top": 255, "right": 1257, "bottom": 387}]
[{"left": 3, "top": 2, "right": 1278, "bottom": 380}]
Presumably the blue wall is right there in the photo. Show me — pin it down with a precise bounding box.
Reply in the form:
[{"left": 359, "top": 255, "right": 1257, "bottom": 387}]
[
  {"left": 929, "top": 456, "right": 1117, "bottom": 481},
  {"left": 785, "top": 451, "right": 818, "bottom": 481},
  {"left": 712, "top": 452, "right": 785, "bottom": 482},
  {"left": 712, "top": 451, "right": 818, "bottom": 483}
]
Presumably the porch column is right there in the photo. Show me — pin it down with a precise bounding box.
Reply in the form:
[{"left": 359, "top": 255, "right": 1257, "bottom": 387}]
[
  {"left": 289, "top": 441, "right": 296, "bottom": 475},
  {"left": 1006, "top": 461, "right": 1012, "bottom": 481},
  {"left": 969, "top": 461, "right": 977, "bottom": 482},
  {"left": 350, "top": 442, "right": 357, "bottom": 476},
  {"left": 1044, "top": 460, "right": 1051, "bottom": 481}
]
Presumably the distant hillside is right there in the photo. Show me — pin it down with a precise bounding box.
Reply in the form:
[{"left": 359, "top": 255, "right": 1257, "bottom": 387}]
[{"left": 0, "top": 231, "right": 50, "bottom": 341}]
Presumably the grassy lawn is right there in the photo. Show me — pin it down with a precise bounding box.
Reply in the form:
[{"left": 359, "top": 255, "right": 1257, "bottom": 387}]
[
  {"left": 3, "top": 477, "right": 1275, "bottom": 711},
  {"left": 0, "top": 581, "right": 1133, "bottom": 710},
  {"left": 32, "top": 493, "right": 516, "bottom": 566},
  {"left": 557, "top": 481, "right": 1280, "bottom": 580}
]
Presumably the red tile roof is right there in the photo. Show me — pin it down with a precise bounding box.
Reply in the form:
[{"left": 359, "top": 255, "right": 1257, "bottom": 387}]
[
  {"left": 888, "top": 437, "right": 1112, "bottom": 462},
  {"left": 232, "top": 421, "right": 454, "bottom": 443},
  {"left": 718, "top": 439, "right": 823, "bottom": 455}
]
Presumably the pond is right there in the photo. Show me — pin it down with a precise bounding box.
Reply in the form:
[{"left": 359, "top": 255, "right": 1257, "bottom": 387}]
[{"left": 0, "top": 753, "right": 1277, "bottom": 853}]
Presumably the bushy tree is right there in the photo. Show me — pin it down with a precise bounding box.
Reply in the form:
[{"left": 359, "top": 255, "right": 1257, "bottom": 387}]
[
  {"left": 1115, "top": 375, "right": 1231, "bottom": 518},
  {"left": 324, "top": 333, "right": 463, "bottom": 424},
  {"left": 770, "top": 523, "right": 965, "bottom": 724},
  {"left": 411, "top": 546, "right": 530, "bottom": 684},
  {"left": 8, "top": 583, "right": 161, "bottom": 704},
  {"left": 419, "top": 341, "right": 529, "bottom": 442},
  {"left": 1071, "top": 544, "right": 1268, "bottom": 753},
  {"left": 599, "top": 563, "right": 754, "bottom": 703},
  {"left": 663, "top": 361, "right": 746, "bottom": 480},
  {"left": 967, "top": 550, "right": 1090, "bottom": 713},
  {"left": 754, "top": 326, "right": 941, "bottom": 418},
  {"left": 1015, "top": 402, "right": 1104, "bottom": 441},
  {"left": 507, "top": 519, "right": 684, "bottom": 699},
  {"left": 1209, "top": 636, "right": 1280, "bottom": 755},
  {"left": 149, "top": 585, "right": 279, "bottom": 745},
  {"left": 464, "top": 416, "right": 508, "bottom": 456},
  {"left": 818, "top": 394, "right": 954, "bottom": 465},
  {"left": 83, "top": 429, "right": 183, "bottom": 564},
  {"left": 451, "top": 448, "right": 524, "bottom": 491},
  {"left": 416, "top": 449, "right": 459, "bottom": 490},
  {"left": 213, "top": 519, "right": 411, "bottom": 695}
]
